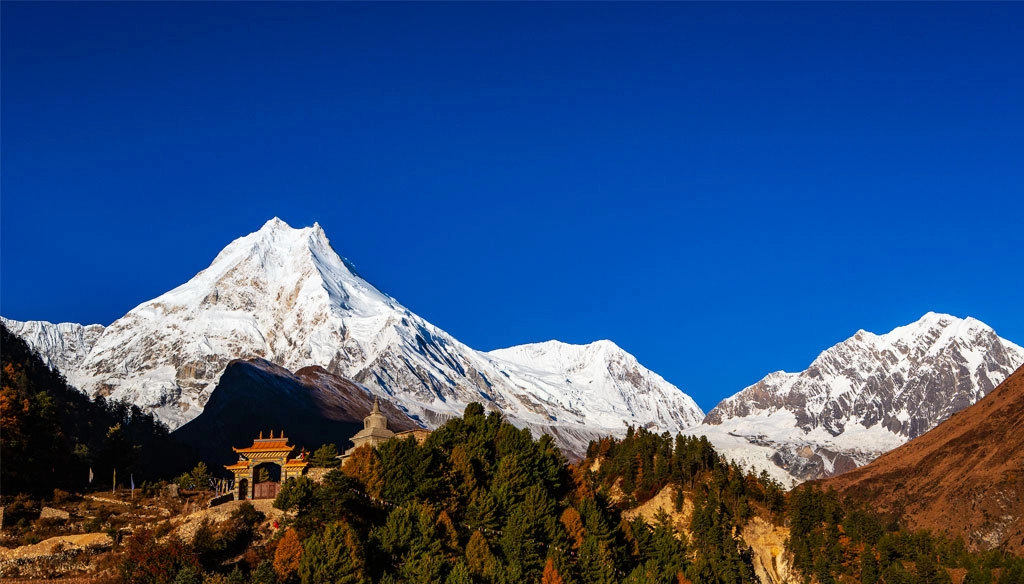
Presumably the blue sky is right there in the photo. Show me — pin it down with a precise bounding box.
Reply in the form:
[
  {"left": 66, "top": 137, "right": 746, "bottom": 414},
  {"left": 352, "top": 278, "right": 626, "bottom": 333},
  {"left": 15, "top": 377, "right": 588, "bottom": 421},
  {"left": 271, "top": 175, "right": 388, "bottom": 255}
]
[{"left": 2, "top": 3, "right": 1022, "bottom": 412}]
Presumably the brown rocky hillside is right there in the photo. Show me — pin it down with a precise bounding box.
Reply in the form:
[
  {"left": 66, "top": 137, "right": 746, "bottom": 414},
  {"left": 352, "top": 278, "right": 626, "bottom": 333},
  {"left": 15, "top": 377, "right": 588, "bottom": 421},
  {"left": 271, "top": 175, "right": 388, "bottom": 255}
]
[{"left": 823, "top": 364, "right": 1024, "bottom": 554}]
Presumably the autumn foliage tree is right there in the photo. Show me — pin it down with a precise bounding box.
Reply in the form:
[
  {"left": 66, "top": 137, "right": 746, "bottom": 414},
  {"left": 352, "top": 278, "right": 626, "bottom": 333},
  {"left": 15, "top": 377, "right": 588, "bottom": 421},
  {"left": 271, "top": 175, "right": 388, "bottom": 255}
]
[
  {"left": 274, "top": 528, "right": 303, "bottom": 583},
  {"left": 541, "top": 556, "right": 565, "bottom": 584},
  {"left": 112, "top": 527, "right": 200, "bottom": 584},
  {"left": 341, "top": 443, "right": 383, "bottom": 497}
]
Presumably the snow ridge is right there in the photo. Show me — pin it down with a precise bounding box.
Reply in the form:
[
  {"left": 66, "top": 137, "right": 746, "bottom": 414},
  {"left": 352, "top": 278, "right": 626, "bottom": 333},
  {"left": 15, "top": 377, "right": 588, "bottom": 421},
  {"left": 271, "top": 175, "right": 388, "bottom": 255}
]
[
  {"left": 690, "top": 312, "right": 1024, "bottom": 484},
  {"left": 0, "top": 318, "right": 105, "bottom": 376}
]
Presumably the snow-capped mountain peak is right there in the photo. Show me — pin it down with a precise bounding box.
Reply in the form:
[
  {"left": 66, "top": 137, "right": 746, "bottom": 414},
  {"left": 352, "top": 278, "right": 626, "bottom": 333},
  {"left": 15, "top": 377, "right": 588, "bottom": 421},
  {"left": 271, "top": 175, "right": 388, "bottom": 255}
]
[
  {"left": 3, "top": 219, "right": 704, "bottom": 457},
  {"left": 487, "top": 339, "right": 704, "bottom": 432},
  {"left": 691, "top": 312, "right": 1023, "bottom": 483},
  {"left": 489, "top": 338, "right": 624, "bottom": 372}
]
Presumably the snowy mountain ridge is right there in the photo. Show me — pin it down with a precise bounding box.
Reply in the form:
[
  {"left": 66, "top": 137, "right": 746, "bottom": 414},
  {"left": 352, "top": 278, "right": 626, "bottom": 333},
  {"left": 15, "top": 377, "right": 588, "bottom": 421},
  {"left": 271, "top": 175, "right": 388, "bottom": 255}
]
[
  {"left": 2, "top": 218, "right": 704, "bottom": 457},
  {"left": 690, "top": 312, "right": 1024, "bottom": 483},
  {"left": 6, "top": 219, "right": 1022, "bottom": 480},
  {"left": 487, "top": 339, "right": 704, "bottom": 432},
  {"left": 0, "top": 319, "right": 105, "bottom": 377}
]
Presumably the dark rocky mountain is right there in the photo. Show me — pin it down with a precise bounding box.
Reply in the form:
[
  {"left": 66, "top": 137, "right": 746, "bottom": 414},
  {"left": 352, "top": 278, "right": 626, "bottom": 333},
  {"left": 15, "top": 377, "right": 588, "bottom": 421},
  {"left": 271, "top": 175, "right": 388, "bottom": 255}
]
[
  {"left": 823, "top": 363, "right": 1024, "bottom": 554},
  {"left": 173, "top": 358, "right": 420, "bottom": 469}
]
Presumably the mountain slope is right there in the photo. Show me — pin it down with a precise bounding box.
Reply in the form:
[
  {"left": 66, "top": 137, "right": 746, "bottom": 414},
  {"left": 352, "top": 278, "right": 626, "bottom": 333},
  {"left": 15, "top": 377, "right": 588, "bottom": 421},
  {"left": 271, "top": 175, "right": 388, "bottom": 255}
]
[
  {"left": 823, "top": 364, "right": 1024, "bottom": 554},
  {"left": 0, "top": 321, "right": 191, "bottom": 494},
  {"left": 689, "top": 313, "right": 1024, "bottom": 483},
  {"left": 0, "top": 318, "right": 104, "bottom": 379},
  {"left": 4, "top": 218, "right": 704, "bottom": 457},
  {"left": 173, "top": 359, "right": 420, "bottom": 469}
]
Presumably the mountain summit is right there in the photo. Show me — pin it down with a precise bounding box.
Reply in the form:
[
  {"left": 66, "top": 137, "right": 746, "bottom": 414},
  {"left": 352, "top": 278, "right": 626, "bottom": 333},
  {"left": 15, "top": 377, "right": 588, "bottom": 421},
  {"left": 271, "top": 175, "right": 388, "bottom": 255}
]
[
  {"left": 4, "top": 218, "right": 704, "bottom": 456},
  {"left": 690, "top": 312, "right": 1024, "bottom": 482}
]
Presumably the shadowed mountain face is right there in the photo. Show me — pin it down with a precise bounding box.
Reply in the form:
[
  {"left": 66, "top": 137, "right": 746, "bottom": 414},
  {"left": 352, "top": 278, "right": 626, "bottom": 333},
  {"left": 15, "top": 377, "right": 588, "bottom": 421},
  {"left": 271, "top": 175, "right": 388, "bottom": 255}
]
[
  {"left": 173, "top": 359, "right": 419, "bottom": 469},
  {"left": 822, "top": 364, "right": 1024, "bottom": 554}
]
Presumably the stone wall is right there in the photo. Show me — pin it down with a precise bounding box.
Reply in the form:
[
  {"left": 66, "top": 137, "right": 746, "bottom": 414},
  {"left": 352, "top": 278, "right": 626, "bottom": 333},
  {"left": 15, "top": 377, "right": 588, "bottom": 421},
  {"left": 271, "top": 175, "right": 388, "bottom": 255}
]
[{"left": 305, "top": 467, "right": 333, "bottom": 483}]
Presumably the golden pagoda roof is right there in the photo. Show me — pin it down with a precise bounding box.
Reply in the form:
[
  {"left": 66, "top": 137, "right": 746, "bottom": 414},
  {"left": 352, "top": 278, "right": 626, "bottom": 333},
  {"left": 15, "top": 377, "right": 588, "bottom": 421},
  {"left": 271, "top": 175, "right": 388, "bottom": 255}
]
[{"left": 231, "top": 431, "right": 296, "bottom": 454}]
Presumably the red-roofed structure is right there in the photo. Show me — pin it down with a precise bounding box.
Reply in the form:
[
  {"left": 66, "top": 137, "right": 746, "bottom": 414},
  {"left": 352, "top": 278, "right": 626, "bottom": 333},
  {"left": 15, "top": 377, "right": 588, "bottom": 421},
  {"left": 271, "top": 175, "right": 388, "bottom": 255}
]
[{"left": 225, "top": 430, "right": 308, "bottom": 500}]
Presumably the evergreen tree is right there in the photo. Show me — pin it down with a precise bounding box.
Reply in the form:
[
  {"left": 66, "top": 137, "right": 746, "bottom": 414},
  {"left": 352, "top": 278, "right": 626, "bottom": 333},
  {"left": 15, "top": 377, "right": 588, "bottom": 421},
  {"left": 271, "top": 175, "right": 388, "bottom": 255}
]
[
  {"left": 499, "top": 507, "right": 543, "bottom": 579},
  {"left": 189, "top": 462, "right": 211, "bottom": 491},
  {"left": 578, "top": 533, "right": 618, "bottom": 584},
  {"left": 859, "top": 546, "right": 879, "bottom": 584},
  {"left": 310, "top": 443, "right": 340, "bottom": 468},
  {"left": 274, "top": 476, "right": 316, "bottom": 514},
  {"left": 445, "top": 560, "right": 473, "bottom": 584},
  {"left": 466, "top": 488, "right": 502, "bottom": 534},
  {"left": 998, "top": 559, "right": 1024, "bottom": 584},
  {"left": 299, "top": 521, "right": 367, "bottom": 584},
  {"left": 466, "top": 530, "right": 499, "bottom": 579},
  {"left": 302, "top": 470, "right": 367, "bottom": 531},
  {"left": 650, "top": 509, "right": 687, "bottom": 581}
]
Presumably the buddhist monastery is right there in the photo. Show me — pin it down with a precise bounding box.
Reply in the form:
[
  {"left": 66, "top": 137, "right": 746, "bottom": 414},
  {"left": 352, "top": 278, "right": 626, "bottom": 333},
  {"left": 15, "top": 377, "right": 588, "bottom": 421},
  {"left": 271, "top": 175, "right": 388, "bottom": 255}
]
[
  {"left": 225, "top": 430, "right": 308, "bottom": 500},
  {"left": 341, "top": 397, "right": 430, "bottom": 461}
]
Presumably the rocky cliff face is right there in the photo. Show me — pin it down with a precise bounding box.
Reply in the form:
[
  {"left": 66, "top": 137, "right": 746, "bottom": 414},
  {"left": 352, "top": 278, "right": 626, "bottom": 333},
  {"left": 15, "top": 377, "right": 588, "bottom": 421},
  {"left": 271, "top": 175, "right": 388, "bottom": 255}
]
[
  {"left": 743, "top": 517, "right": 793, "bottom": 584},
  {"left": 4, "top": 218, "right": 704, "bottom": 458},
  {"left": 690, "top": 313, "right": 1023, "bottom": 483}
]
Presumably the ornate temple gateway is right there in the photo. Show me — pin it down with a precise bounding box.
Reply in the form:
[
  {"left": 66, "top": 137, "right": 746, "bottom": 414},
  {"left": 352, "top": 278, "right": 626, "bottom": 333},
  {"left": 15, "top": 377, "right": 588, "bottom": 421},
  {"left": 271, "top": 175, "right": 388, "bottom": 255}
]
[{"left": 225, "top": 431, "right": 309, "bottom": 500}]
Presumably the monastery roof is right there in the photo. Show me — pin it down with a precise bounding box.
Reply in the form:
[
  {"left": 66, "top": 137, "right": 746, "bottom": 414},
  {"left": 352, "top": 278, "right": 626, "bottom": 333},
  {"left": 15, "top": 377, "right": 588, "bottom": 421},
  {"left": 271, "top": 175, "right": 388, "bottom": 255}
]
[
  {"left": 394, "top": 429, "right": 431, "bottom": 444},
  {"left": 232, "top": 432, "right": 296, "bottom": 454}
]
